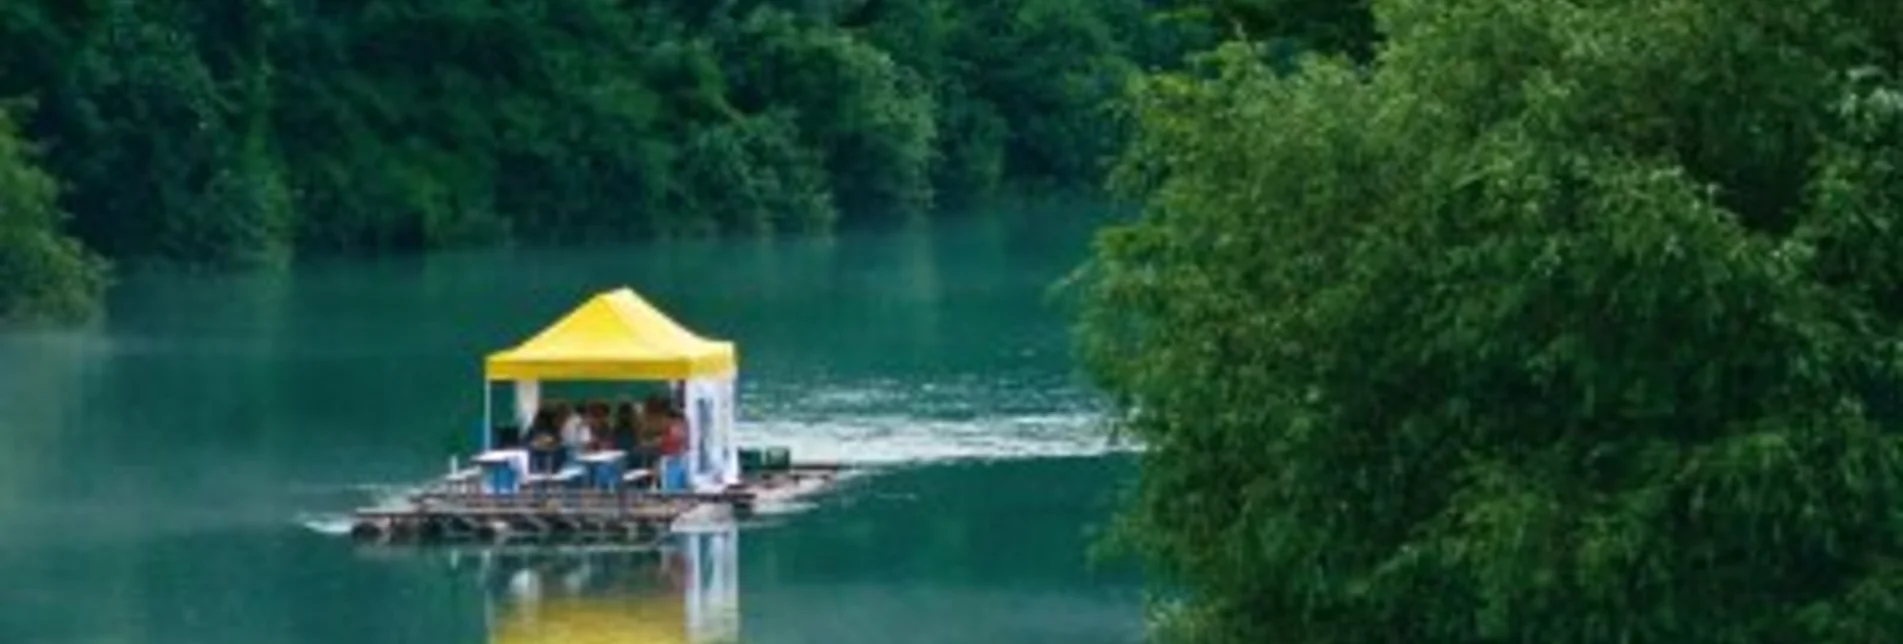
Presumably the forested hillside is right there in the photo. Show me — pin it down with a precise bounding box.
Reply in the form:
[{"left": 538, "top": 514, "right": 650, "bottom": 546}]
[{"left": 0, "top": 0, "right": 1202, "bottom": 321}]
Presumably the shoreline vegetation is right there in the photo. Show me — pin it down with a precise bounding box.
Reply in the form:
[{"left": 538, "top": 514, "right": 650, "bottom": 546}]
[
  {"left": 0, "top": 0, "right": 1213, "bottom": 324},
  {"left": 0, "top": 106, "right": 109, "bottom": 323},
  {"left": 13, "top": 1, "right": 1901, "bottom": 642},
  {"left": 1077, "top": 0, "right": 1903, "bottom": 642}
]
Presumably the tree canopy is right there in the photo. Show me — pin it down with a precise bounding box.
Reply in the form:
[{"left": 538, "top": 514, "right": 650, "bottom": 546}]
[
  {"left": 1158, "top": 0, "right": 1377, "bottom": 60},
  {"left": 0, "top": 105, "right": 106, "bottom": 324},
  {"left": 0, "top": 0, "right": 1203, "bottom": 322},
  {"left": 1077, "top": 0, "right": 1903, "bottom": 641}
]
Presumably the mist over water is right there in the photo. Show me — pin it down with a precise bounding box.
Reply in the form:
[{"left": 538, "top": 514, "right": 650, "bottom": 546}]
[{"left": 0, "top": 208, "right": 1145, "bottom": 643}]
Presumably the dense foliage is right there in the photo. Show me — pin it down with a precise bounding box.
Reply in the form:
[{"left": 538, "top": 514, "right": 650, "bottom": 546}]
[
  {"left": 0, "top": 0, "right": 1203, "bottom": 320},
  {"left": 1077, "top": 0, "right": 1903, "bottom": 641},
  {"left": 0, "top": 105, "right": 106, "bottom": 324},
  {"left": 1156, "top": 0, "right": 1376, "bottom": 60}
]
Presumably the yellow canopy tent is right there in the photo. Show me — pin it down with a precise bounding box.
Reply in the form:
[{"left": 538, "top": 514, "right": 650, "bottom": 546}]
[
  {"left": 478, "top": 287, "right": 742, "bottom": 489},
  {"left": 486, "top": 287, "right": 737, "bottom": 381}
]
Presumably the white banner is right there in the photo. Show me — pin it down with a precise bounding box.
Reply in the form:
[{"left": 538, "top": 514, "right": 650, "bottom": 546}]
[
  {"left": 512, "top": 379, "right": 540, "bottom": 429},
  {"left": 683, "top": 376, "right": 740, "bottom": 491}
]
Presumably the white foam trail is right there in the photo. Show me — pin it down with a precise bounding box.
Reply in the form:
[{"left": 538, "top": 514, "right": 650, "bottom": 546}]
[
  {"left": 732, "top": 377, "right": 1142, "bottom": 466},
  {"left": 296, "top": 513, "right": 357, "bottom": 536},
  {"left": 736, "top": 412, "right": 1137, "bottom": 466},
  {"left": 291, "top": 481, "right": 428, "bottom": 537},
  {"left": 740, "top": 468, "right": 868, "bottom": 518},
  {"left": 670, "top": 504, "right": 737, "bottom": 534},
  {"left": 363, "top": 484, "right": 425, "bottom": 511}
]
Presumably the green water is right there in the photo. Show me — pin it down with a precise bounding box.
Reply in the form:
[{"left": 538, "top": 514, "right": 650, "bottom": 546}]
[{"left": 0, "top": 211, "right": 1144, "bottom": 644}]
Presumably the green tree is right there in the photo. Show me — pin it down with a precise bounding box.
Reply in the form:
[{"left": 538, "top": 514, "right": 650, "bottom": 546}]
[
  {"left": 1075, "top": 0, "right": 1903, "bottom": 641},
  {"left": 1157, "top": 0, "right": 1375, "bottom": 59},
  {"left": 857, "top": 0, "right": 1184, "bottom": 208},
  {"left": 51, "top": 0, "right": 253, "bottom": 266},
  {"left": 0, "top": 0, "right": 1188, "bottom": 279},
  {"left": 0, "top": 105, "right": 107, "bottom": 324},
  {"left": 728, "top": 7, "right": 938, "bottom": 223},
  {"left": 962, "top": 0, "right": 1137, "bottom": 193},
  {"left": 673, "top": 109, "right": 835, "bottom": 236}
]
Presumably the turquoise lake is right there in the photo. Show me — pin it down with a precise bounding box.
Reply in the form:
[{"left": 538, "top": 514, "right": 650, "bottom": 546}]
[{"left": 0, "top": 210, "right": 1146, "bottom": 643}]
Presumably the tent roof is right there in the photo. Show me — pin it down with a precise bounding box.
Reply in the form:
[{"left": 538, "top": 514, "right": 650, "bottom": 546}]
[{"left": 484, "top": 287, "right": 737, "bottom": 381}]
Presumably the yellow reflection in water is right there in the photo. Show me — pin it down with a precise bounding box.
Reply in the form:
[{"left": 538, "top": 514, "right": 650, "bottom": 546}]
[
  {"left": 493, "top": 595, "right": 688, "bottom": 644},
  {"left": 481, "top": 529, "right": 740, "bottom": 644}
]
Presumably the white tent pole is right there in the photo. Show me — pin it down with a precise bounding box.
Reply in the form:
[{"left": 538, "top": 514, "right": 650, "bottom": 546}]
[{"left": 482, "top": 378, "right": 494, "bottom": 453}]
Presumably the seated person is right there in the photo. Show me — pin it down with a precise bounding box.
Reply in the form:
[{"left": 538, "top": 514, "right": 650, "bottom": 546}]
[
  {"left": 632, "top": 393, "right": 677, "bottom": 486},
  {"left": 584, "top": 400, "right": 613, "bottom": 451},
  {"left": 555, "top": 399, "right": 591, "bottom": 461},
  {"left": 658, "top": 406, "right": 689, "bottom": 490},
  {"left": 612, "top": 398, "right": 644, "bottom": 462},
  {"left": 525, "top": 408, "right": 564, "bottom": 474}
]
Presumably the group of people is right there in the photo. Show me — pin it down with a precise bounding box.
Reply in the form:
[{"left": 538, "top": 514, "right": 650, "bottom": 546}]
[{"left": 522, "top": 394, "right": 686, "bottom": 481}]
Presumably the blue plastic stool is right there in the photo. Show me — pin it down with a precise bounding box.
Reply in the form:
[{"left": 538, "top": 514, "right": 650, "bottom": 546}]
[
  {"left": 584, "top": 459, "right": 623, "bottom": 490},
  {"left": 660, "top": 457, "right": 690, "bottom": 492},
  {"left": 482, "top": 461, "right": 519, "bottom": 495}
]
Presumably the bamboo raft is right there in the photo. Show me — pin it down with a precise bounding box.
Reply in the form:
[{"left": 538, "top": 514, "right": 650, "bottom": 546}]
[{"left": 349, "top": 464, "right": 846, "bottom": 544}]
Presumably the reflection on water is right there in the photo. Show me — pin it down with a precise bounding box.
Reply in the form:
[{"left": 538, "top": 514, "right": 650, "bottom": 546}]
[{"left": 414, "top": 527, "right": 741, "bottom": 644}]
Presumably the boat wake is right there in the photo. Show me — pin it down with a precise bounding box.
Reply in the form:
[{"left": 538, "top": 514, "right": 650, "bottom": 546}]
[
  {"left": 289, "top": 482, "right": 429, "bottom": 537},
  {"left": 737, "top": 412, "right": 1137, "bottom": 467},
  {"left": 736, "top": 377, "right": 1138, "bottom": 466},
  {"left": 296, "top": 513, "right": 358, "bottom": 536}
]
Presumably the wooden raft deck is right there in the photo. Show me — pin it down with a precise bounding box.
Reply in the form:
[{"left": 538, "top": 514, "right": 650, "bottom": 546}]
[{"left": 349, "top": 464, "right": 847, "bottom": 544}]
